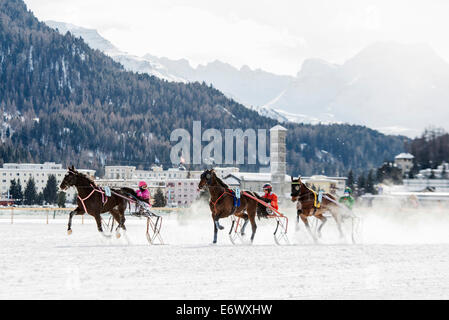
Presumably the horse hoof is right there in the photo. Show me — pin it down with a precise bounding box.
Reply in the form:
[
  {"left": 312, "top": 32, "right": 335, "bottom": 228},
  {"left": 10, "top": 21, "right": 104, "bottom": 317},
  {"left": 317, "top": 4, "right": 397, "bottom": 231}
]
[{"left": 67, "top": 230, "right": 72, "bottom": 235}]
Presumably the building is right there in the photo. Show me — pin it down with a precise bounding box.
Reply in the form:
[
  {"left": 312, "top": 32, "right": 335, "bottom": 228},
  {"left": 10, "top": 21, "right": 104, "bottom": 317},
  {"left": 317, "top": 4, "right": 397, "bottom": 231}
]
[
  {"left": 104, "top": 166, "right": 136, "bottom": 179},
  {"left": 301, "top": 175, "right": 347, "bottom": 195},
  {"left": 417, "top": 162, "right": 449, "bottom": 179},
  {"left": 394, "top": 153, "right": 415, "bottom": 175},
  {"left": 100, "top": 166, "right": 202, "bottom": 207},
  {"left": 0, "top": 162, "right": 95, "bottom": 202},
  {"left": 270, "top": 125, "right": 288, "bottom": 197},
  {"left": 166, "top": 179, "right": 201, "bottom": 207}
]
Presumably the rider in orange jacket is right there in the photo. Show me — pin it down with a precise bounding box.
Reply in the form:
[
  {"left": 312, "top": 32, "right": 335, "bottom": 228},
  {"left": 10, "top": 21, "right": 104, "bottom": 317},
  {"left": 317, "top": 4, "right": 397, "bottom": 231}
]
[{"left": 262, "top": 183, "right": 279, "bottom": 211}]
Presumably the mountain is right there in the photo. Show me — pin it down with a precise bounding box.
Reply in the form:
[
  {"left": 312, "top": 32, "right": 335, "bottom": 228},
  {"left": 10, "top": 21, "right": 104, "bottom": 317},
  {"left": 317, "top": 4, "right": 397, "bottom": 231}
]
[
  {"left": 46, "top": 21, "right": 295, "bottom": 108},
  {"left": 46, "top": 21, "right": 449, "bottom": 137},
  {"left": 272, "top": 43, "right": 449, "bottom": 137},
  {"left": 0, "top": 0, "right": 406, "bottom": 177},
  {"left": 45, "top": 20, "right": 185, "bottom": 82}
]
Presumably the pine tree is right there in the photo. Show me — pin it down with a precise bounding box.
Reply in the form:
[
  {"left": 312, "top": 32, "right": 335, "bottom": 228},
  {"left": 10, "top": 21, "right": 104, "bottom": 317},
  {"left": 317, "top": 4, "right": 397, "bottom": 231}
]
[
  {"left": 15, "top": 179, "right": 24, "bottom": 205},
  {"left": 357, "top": 174, "right": 366, "bottom": 193},
  {"left": 347, "top": 170, "right": 354, "bottom": 190},
  {"left": 366, "top": 170, "right": 376, "bottom": 194},
  {"left": 153, "top": 188, "right": 167, "bottom": 208},
  {"left": 57, "top": 191, "right": 67, "bottom": 208},
  {"left": 43, "top": 174, "right": 58, "bottom": 204},
  {"left": 36, "top": 192, "right": 44, "bottom": 205},
  {"left": 24, "top": 178, "right": 37, "bottom": 205},
  {"left": 8, "top": 179, "right": 17, "bottom": 199}
]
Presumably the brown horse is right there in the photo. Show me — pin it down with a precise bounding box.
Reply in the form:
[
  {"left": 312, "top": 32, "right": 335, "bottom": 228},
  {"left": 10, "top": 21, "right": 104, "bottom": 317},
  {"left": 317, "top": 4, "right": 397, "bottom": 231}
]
[
  {"left": 290, "top": 176, "right": 343, "bottom": 242},
  {"left": 59, "top": 166, "right": 128, "bottom": 238},
  {"left": 198, "top": 169, "right": 267, "bottom": 244}
]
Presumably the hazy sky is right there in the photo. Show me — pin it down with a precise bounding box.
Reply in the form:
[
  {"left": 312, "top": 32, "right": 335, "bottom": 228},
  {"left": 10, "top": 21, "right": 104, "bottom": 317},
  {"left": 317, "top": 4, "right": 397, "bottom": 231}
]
[{"left": 24, "top": 0, "right": 449, "bottom": 76}]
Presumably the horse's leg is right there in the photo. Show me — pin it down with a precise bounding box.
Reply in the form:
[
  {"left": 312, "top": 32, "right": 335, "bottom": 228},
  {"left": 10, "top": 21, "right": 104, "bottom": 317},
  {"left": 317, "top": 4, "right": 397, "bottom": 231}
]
[
  {"left": 296, "top": 209, "right": 303, "bottom": 231},
  {"left": 240, "top": 217, "right": 249, "bottom": 236},
  {"left": 67, "top": 207, "right": 81, "bottom": 235},
  {"left": 300, "top": 213, "right": 317, "bottom": 243},
  {"left": 93, "top": 212, "right": 109, "bottom": 239},
  {"left": 248, "top": 209, "right": 257, "bottom": 244},
  {"left": 213, "top": 219, "right": 218, "bottom": 244},
  {"left": 110, "top": 208, "right": 123, "bottom": 239},
  {"left": 330, "top": 209, "right": 344, "bottom": 239},
  {"left": 316, "top": 214, "right": 327, "bottom": 238},
  {"left": 214, "top": 216, "right": 224, "bottom": 230}
]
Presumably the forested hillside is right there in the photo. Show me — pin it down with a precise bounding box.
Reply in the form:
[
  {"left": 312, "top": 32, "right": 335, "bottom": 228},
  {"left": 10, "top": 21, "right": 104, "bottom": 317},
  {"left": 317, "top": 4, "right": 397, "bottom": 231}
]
[{"left": 0, "top": 0, "right": 406, "bottom": 176}]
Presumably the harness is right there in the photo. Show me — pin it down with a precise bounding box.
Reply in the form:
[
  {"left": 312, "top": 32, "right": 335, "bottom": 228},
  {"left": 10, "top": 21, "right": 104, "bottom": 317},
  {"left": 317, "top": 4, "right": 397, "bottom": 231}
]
[
  {"left": 292, "top": 182, "right": 322, "bottom": 209},
  {"left": 210, "top": 190, "right": 233, "bottom": 214},
  {"left": 77, "top": 184, "right": 109, "bottom": 214}
]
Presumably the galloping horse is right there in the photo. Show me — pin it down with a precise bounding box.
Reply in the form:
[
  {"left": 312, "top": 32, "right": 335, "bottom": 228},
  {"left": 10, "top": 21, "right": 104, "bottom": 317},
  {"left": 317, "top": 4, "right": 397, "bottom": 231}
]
[
  {"left": 198, "top": 169, "right": 267, "bottom": 244},
  {"left": 290, "top": 176, "right": 344, "bottom": 242},
  {"left": 60, "top": 166, "right": 128, "bottom": 238}
]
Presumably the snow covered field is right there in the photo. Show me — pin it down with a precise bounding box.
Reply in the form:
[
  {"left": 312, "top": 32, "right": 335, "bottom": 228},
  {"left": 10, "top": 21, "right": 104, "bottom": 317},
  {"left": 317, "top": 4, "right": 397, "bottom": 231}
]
[{"left": 1, "top": 205, "right": 449, "bottom": 300}]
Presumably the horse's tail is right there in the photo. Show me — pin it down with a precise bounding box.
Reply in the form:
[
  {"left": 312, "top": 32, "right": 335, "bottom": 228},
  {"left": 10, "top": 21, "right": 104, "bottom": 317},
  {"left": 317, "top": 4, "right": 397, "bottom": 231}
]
[{"left": 246, "top": 191, "right": 270, "bottom": 219}]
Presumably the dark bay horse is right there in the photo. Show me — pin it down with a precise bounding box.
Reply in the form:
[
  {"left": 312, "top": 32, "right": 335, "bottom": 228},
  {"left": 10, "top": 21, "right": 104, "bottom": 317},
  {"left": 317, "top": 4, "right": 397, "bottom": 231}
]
[
  {"left": 59, "top": 166, "right": 128, "bottom": 238},
  {"left": 290, "top": 176, "right": 343, "bottom": 242},
  {"left": 198, "top": 169, "right": 267, "bottom": 244}
]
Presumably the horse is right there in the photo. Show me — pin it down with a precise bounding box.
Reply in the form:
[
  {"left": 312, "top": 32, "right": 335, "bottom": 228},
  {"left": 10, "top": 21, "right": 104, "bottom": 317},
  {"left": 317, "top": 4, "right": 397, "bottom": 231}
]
[
  {"left": 59, "top": 166, "right": 128, "bottom": 238},
  {"left": 198, "top": 169, "right": 267, "bottom": 244},
  {"left": 290, "top": 176, "right": 344, "bottom": 242}
]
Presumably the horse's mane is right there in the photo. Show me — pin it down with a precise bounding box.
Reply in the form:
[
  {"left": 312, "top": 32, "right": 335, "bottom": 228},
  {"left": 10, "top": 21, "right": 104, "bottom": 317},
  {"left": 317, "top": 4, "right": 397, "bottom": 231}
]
[
  {"left": 74, "top": 170, "right": 97, "bottom": 186},
  {"left": 213, "top": 173, "right": 230, "bottom": 189}
]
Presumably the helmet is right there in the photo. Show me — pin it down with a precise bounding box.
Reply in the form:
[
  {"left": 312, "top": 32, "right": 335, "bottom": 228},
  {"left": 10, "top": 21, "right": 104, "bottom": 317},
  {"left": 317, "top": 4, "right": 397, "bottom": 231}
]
[
  {"left": 263, "top": 183, "right": 272, "bottom": 191},
  {"left": 345, "top": 187, "right": 352, "bottom": 194},
  {"left": 139, "top": 181, "right": 148, "bottom": 189}
]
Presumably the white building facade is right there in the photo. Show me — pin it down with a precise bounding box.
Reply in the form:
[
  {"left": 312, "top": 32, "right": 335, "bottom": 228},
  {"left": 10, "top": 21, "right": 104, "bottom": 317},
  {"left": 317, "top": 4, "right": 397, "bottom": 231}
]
[{"left": 0, "top": 162, "right": 95, "bottom": 202}]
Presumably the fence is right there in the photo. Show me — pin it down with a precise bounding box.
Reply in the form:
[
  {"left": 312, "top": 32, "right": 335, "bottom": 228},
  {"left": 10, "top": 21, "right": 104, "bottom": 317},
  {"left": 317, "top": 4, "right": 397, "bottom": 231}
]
[{"left": 0, "top": 207, "right": 184, "bottom": 224}]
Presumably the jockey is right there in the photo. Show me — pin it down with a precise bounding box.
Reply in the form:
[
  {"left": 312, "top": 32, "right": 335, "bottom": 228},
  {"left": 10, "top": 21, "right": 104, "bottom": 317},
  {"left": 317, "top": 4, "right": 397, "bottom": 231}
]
[
  {"left": 339, "top": 187, "right": 355, "bottom": 210},
  {"left": 136, "top": 181, "right": 151, "bottom": 205},
  {"left": 262, "top": 183, "right": 279, "bottom": 211}
]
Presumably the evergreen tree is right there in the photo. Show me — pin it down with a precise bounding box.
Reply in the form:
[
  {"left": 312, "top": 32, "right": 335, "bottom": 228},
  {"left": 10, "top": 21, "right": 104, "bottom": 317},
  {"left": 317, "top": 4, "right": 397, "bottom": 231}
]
[
  {"left": 366, "top": 170, "right": 376, "bottom": 194},
  {"left": 43, "top": 174, "right": 58, "bottom": 204},
  {"left": 57, "top": 191, "right": 67, "bottom": 208},
  {"left": 13, "top": 179, "right": 24, "bottom": 205},
  {"left": 357, "top": 174, "right": 366, "bottom": 192},
  {"left": 36, "top": 192, "right": 44, "bottom": 206},
  {"left": 347, "top": 170, "right": 355, "bottom": 190},
  {"left": 8, "top": 179, "right": 17, "bottom": 199},
  {"left": 153, "top": 188, "right": 167, "bottom": 208},
  {"left": 24, "top": 178, "right": 37, "bottom": 205}
]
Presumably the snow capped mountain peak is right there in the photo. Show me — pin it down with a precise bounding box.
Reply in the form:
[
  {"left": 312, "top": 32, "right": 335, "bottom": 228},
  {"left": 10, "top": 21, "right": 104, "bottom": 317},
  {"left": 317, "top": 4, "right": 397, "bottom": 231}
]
[
  {"left": 297, "top": 58, "right": 338, "bottom": 78},
  {"left": 45, "top": 20, "right": 121, "bottom": 55},
  {"left": 43, "top": 20, "right": 449, "bottom": 136}
]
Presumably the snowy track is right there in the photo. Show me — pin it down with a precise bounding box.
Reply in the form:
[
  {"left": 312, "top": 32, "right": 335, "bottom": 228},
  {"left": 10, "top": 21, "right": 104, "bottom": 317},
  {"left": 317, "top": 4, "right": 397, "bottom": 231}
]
[{"left": 1, "top": 207, "right": 449, "bottom": 299}]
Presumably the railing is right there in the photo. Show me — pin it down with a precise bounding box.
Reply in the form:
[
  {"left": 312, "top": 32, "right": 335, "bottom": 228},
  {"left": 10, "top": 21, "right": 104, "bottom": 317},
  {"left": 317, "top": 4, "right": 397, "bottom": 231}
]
[{"left": 0, "top": 206, "right": 185, "bottom": 224}]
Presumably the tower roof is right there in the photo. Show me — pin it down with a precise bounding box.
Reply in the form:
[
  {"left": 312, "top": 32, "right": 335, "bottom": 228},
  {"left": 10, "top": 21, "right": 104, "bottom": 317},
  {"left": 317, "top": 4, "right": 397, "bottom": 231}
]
[{"left": 270, "top": 125, "right": 288, "bottom": 132}]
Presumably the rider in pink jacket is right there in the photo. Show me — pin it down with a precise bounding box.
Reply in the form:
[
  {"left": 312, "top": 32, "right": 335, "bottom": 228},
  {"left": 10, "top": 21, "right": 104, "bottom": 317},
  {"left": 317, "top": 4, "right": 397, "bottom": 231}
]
[{"left": 136, "top": 181, "right": 151, "bottom": 205}]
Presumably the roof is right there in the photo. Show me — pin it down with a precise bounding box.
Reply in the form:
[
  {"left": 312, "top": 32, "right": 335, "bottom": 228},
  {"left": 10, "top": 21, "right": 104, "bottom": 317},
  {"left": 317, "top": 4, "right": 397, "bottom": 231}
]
[
  {"left": 223, "top": 173, "right": 292, "bottom": 183},
  {"left": 395, "top": 153, "right": 415, "bottom": 160},
  {"left": 270, "top": 125, "right": 288, "bottom": 132}
]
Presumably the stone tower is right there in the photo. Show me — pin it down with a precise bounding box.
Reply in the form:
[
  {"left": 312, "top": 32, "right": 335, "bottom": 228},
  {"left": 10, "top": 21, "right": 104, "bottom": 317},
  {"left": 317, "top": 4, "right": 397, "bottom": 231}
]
[{"left": 270, "top": 125, "right": 288, "bottom": 198}]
